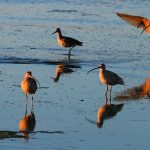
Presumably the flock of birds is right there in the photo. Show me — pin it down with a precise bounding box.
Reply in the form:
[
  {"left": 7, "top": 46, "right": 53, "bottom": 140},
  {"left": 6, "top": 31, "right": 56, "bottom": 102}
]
[{"left": 21, "top": 12, "right": 150, "bottom": 105}]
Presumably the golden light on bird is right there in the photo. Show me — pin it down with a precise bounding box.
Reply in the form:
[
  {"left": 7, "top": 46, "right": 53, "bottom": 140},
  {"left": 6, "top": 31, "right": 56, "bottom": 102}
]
[
  {"left": 116, "top": 12, "right": 150, "bottom": 35},
  {"left": 115, "top": 77, "right": 150, "bottom": 100},
  {"left": 87, "top": 64, "right": 124, "bottom": 104},
  {"left": 21, "top": 71, "right": 40, "bottom": 101},
  {"left": 52, "top": 28, "right": 83, "bottom": 60},
  {"left": 142, "top": 78, "right": 150, "bottom": 96}
]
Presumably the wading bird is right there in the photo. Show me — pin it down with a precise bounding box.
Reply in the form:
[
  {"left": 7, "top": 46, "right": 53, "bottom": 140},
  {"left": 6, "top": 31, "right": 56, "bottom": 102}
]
[
  {"left": 52, "top": 28, "right": 83, "bottom": 58},
  {"left": 116, "top": 12, "right": 150, "bottom": 35},
  {"left": 21, "top": 71, "right": 40, "bottom": 103},
  {"left": 87, "top": 64, "right": 124, "bottom": 103}
]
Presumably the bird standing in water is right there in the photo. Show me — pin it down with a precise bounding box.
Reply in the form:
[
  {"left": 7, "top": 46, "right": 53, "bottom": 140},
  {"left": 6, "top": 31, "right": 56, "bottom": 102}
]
[
  {"left": 116, "top": 12, "right": 150, "bottom": 35},
  {"left": 52, "top": 28, "right": 83, "bottom": 59},
  {"left": 21, "top": 71, "right": 40, "bottom": 104},
  {"left": 87, "top": 64, "right": 124, "bottom": 103}
]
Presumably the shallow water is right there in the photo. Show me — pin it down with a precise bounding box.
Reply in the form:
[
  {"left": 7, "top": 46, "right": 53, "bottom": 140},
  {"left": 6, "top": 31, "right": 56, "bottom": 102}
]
[{"left": 0, "top": 0, "right": 150, "bottom": 150}]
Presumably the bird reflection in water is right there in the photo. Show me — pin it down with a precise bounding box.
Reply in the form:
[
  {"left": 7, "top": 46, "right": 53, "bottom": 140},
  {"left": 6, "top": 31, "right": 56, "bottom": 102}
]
[
  {"left": 19, "top": 101, "right": 36, "bottom": 139},
  {"left": 115, "top": 77, "right": 150, "bottom": 100},
  {"left": 85, "top": 98, "right": 123, "bottom": 128},
  {"left": 51, "top": 64, "right": 75, "bottom": 82},
  {"left": 0, "top": 100, "right": 64, "bottom": 139},
  {"left": 97, "top": 103, "right": 123, "bottom": 128}
]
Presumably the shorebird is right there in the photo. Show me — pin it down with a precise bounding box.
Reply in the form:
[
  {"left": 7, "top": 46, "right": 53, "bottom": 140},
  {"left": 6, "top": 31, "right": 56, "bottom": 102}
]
[
  {"left": 52, "top": 28, "right": 83, "bottom": 58},
  {"left": 21, "top": 71, "right": 40, "bottom": 102},
  {"left": 87, "top": 64, "right": 124, "bottom": 103},
  {"left": 50, "top": 64, "right": 74, "bottom": 82},
  {"left": 116, "top": 12, "right": 150, "bottom": 35}
]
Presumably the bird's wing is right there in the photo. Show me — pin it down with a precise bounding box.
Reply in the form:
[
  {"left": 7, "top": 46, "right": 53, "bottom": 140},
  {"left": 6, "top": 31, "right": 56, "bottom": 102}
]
[
  {"left": 63, "top": 36, "right": 83, "bottom": 46},
  {"left": 106, "top": 70, "right": 124, "bottom": 85},
  {"left": 116, "top": 12, "right": 150, "bottom": 29}
]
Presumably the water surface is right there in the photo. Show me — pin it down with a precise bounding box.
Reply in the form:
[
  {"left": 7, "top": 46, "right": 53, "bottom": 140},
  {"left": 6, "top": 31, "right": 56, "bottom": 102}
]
[{"left": 0, "top": 0, "right": 150, "bottom": 150}]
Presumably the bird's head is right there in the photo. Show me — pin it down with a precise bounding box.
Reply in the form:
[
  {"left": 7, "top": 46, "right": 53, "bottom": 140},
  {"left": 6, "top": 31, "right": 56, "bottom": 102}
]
[
  {"left": 52, "top": 28, "right": 61, "bottom": 34},
  {"left": 87, "top": 63, "right": 106, "bottom": 74},
  {"left": 99, "top": 63, "right": 106, "bottom": 70},
  {"left": 24, "top": 71, "right": 40, "bottom": 86},
  {"left": 96, "top": 121, "right": 103, "bottom": 128},
  {"left": 25, "top": 71, "right": 32, "bottom": 77}
]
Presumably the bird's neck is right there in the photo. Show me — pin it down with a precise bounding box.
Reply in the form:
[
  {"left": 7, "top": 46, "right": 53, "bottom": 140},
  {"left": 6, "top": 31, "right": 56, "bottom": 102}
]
[
  {"left": 54, "top": 72, "right": 61, "bottom": 82},
  {"left": 100, "top": 68, "right": 105, "bottom": 74},
  {"left": 25, "top": 74, "right": 31, "bottom": 78},
  {"left": 97, "top": 111, "right": 104, "bottom": 127},
  {"left": 57, "top": 31, "right": 62, "bottom": 39}
]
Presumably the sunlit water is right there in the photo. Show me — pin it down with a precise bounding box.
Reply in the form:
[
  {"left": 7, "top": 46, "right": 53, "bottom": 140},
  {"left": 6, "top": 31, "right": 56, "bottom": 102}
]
[{"left": 0, "top": 0, "right": 150, "bottom": 150}]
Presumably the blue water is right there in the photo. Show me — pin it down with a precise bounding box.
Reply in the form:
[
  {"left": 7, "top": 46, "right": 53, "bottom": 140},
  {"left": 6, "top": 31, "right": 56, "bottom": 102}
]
[{"left": 0, "top": 0, "right": 150, "bottom": 150}]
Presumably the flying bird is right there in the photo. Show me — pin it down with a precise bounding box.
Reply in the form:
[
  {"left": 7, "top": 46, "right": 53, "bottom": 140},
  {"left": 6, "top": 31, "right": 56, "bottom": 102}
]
[{"left": 116, "top": 12, "right": 150, "bottom": 35}]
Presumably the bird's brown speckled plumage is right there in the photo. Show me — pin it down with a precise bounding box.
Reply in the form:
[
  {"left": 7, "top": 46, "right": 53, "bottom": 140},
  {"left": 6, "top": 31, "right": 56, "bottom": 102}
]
[
  {"left": 21, "top": 71, "right": 37, "bottom": 95},
  {"left": 52, "top": 28, "right": 83, "bottom": 57},
  {"left": 21, "top": 71, "right": 38, "bottom": 101},
  {"left": 87, "top": 64, "right": 124, "bottom": 104}
]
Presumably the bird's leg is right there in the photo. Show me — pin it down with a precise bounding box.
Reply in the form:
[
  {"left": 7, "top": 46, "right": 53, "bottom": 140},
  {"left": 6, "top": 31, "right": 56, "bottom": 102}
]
[
  {"left": 25, "top": 94, "right": 28, "bottom": 116},
  {"left": 32, "top": 96, "right": 34, "bottom": 108},
  {"left": 25, "top": 100, "right": 28, "bottom": 116},
  {"left": 109, "top": 85, "right": 112, "bottom": 104},
  {"left": 105, "top": 85, "right": 108, "bottom": 96},
  {"left": 105, "top": 85, "right": 109, "bottom": 104},
  {"left": 26, "top": 94, "right": 28, "bottom": 106},
  {"left": 68, "top": 47, "right": 73, "bottom": 56},
  {"left": 31, "top": 101, "right": 34, "bottom": 112},
  {"left": 68, "top": 47, "right": 74, "bottom": 61},
  {"left": 105, "top": 94, "right": 109, "bottom": 105},
  {"left": 68, "top": 54, "right": 71, "bottom": 62},
  {"left": 26, "top": 93, "right": 28, "bottom": 100}
]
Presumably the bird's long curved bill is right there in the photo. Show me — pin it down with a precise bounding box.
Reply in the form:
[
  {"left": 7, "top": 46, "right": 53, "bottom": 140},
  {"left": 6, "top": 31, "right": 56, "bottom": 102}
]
[
  {"left": 31, "top": 76, "right": 40, "bottom": 86},
  {"left": 141, "top": 25, "right": 150, "bottom": 35},
  {"left": 87, "top": 67, "right": 100, "bottom": 74}
]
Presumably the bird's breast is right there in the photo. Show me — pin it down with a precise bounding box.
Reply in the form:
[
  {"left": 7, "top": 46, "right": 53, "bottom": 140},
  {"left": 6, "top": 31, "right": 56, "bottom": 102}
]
[
  {"left": 57, "top": 38, "right": 68, "bottom": 47},
  {"left": 21, "top": 77, "right": 37, "bottom": 94},
  {"left": 99, "top": 72, "right": 107, "bottom": 84}
]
